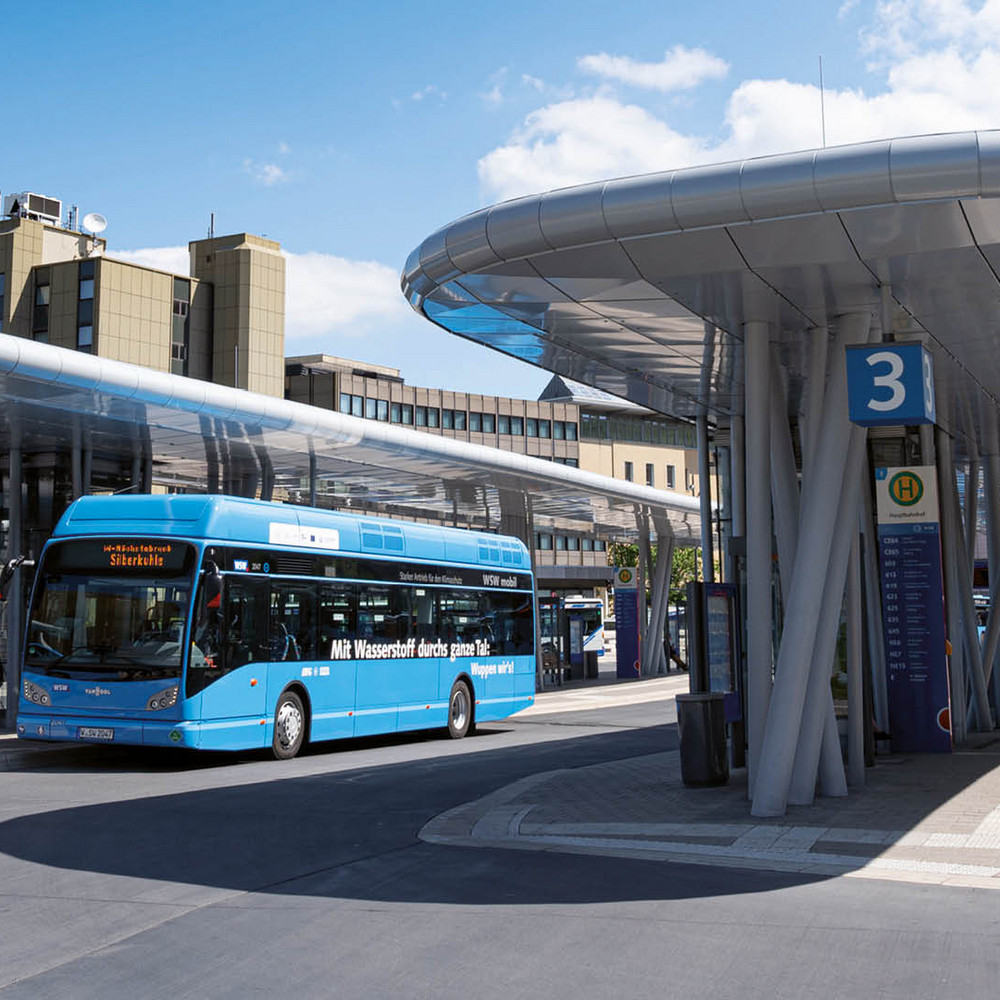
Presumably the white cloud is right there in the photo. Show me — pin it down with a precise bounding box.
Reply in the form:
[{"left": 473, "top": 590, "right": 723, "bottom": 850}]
[
  {"left": 479, "top": 97, "right": 711, "bottom": 199},
  {"left": 243, "top": 159, "right": 288, "bottom": 186},
  {"left": 578, "top": 45, "right": 729, "bottom": 91},
  {"left": 479, "top": 4, "right": 1000, "bottom": 202},
  {"left": 104, "top": 246, "right": 407, "bottom": 352},
  {"left": 411, "top": 84, "right": 447, "bottom": 102}
]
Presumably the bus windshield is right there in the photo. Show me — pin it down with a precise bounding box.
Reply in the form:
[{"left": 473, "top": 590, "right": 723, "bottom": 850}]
[{"left": 25, "top": 539, "right": 195, "bottom": 680}]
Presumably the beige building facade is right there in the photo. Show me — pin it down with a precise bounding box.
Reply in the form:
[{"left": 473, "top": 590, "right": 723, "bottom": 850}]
[{"left": 0, "top": 202, "right": 284, "bottom": 397}]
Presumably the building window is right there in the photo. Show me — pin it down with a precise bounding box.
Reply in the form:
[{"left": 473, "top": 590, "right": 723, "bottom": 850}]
[
  {"left": 416, "top": 406, "right": 427, "bottom": 427},
  {"left": 390, "top": 402, "right": 401, "bottom": 423},
  {"left": 594, "top": 539, "right": 606, "bottom": 552},
  {"left": 498, "top": 414, "right": 511, "bottom": 435},
  {"left": 453, "top": 410, "right": 466, "bottom": 431},
  {"left": 33, "top": 269, "right": 50, "bottom": 339},
  {"left": 565, "top": 458, "right": 578, "bottom": 468},
  {"left": 538, "top": 419, "right": 551, "bottom": 438},
  {"left": 666, "top": 464, "right": 676, "bottom": 489},
  {"left": 536, "top": 532, "right": 553, "bottom": 551},
  {"left": 339, "top": 393, "right": 352, "bottom": 414},
  {"left": 79, "top": 278, "right": 95, "bottom": 300},
  {"left": 171, "top": 276, "right": 189, "bottom": 375},
  {"left": 553, "top": 420, "right": 565, "bottom": 440},
  {"left": 582, "top": 538, "right": 594, "bottom": 552},
  {"left": 624, "top": 461, "right": 633, "bottom": 482},
  {"left": 567, "top": 537, "right": 580, "bottom": 551},
  {"left": 555, "top": 535, "right": 567, "bottom": 551},
  {"left": 565, "top": 422, "right": 577, "bottom": 441},
  {"left": 482, "top": 413, "right": 496, "bottom": 433},
  {"left": 510, "top": 416, "right": 524, "bottom": 436},
  {"left": 77, "top": 325, "right": 93, "bottom": 352},
  {"left": 351, "top": 394, "right": 363, "bottom": 418},
  {"left": 442, "top": 409, "right": 454, "bottom": 430},
  {"left": 365, "top": 398, "right": 377, "bottom": 420},
  {"left": 377, "top": 399, "right": 389, "bottom": 421},
  {"left": 526, "top": 418, "right": 538, "bottom": 437},
  {"left": 401, "top": 404, "right": 413, "bottom": 425},
  {"left": 646, "top": 463, "right": 654, "bottom": 487},
  {"left": 469, "top": 411, "right": 482, "bottom": 432},
  {"left": 425, "top": 407, "right": 439, "bottom": 428}
]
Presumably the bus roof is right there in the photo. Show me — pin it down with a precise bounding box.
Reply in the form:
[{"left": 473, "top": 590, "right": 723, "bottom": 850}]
[{"left": 52, "top": 494, "right": 531, "bottom": 571}]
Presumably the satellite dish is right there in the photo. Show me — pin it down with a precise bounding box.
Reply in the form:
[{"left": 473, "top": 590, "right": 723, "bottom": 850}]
[{"left": 82, "top": 212, "right": 107, "bottom": 234}]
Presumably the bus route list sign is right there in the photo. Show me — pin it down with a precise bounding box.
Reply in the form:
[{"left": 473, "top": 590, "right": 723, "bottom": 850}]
[
  {"left": 875, "top": 466, "right": 952, "bottom": 752},
  {"left": 614, "top": 566, "right": 640, "bottom": 679}
]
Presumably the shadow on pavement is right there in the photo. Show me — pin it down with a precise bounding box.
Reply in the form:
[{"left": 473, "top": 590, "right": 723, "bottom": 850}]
[{"left": 0, "top": 721, "right": 827, "bottom": 905}]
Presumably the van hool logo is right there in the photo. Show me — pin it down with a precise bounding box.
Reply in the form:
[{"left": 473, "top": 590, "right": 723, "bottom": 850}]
[
  {"left": 888, "top": 470, "right": 924, "bottom": 507},
  {"left": 84, "top": 686, "right": 111, "bottom": 697}
]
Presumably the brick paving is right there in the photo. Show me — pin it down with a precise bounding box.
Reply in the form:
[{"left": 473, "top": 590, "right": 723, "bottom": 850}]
[{"left": 421, "top": 732, "right": 1000, "bottom": 888}]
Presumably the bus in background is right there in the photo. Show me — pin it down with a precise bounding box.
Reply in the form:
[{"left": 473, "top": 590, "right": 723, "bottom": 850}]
[{"left": 17, "top": 495, "right": 535, "bottom": 758}]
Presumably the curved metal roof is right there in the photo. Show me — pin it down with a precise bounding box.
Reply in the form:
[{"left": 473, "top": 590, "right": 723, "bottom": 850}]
[
  {"left": 402, "top": 130, "right": 1000, "bottom": 445},
  {"left": 0, "top": 335, "right": 700, "bottom": 542}
]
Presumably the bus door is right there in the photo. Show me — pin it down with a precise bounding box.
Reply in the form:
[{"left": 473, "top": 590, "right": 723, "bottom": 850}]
[
  {"left": 307, "top": 583, "right": 357, "bottom": 740},
  {"left": 195, "top": 576, "right": 269, "bottom": 748}
]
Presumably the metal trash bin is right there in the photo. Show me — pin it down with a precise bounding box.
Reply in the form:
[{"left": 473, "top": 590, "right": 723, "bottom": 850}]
[{"left": 676, "top": 692, "right": 729, "bottom": 787}]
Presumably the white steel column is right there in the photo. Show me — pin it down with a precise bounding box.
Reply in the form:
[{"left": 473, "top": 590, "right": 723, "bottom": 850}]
[
  {"left": 697, "top": 415, "right": 715, "bottom": 583},
  {"left": 861, "top": 484, "right": 890, "bottom": 732},
  {"left": 939, "top": 427, "right": 969, "bottom": 743},
  {"left": 787, "top": 420, "right": 866, "bottom": 803},
  {"left": 744, "top": 321, "right": 772, "bottom": 790},
  {"left": 770, "top": 354, "right": 799, "bottom": 609},
  {"left": 802, "top": 327, "right": 829, "bottom": 478},
  {"left": 946, "top": 457, "right": 993, "bottom": 731},
  {"left": 966, "top": 458, "right": 980, "bottom": 578},
  {"left": 731, "top": 415, "right": 746, "bottom": 540},
  {"left": 634, "top": 506, "right": 649, "bottom": 669},
  {"left": 646, "top": 513, "right": 674, "bottom": 676},
  {"left": 5, "top": 433, "right": 22, "bottom": 732},
  {"left": 752, "top": 313, "right": 869, "bottom": 817},
  {"left": 846, "top": 528, "right": 865, "bottom": 786}
]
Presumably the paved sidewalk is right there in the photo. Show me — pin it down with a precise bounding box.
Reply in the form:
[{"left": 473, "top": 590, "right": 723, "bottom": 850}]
[{"left": 423, "top": 691, "right": 1000, "bottom": 890}]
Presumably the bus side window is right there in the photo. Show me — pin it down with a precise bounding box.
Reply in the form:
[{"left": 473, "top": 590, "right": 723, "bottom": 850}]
[
  {"left": 319, "top": 582, "right": 356, "bottom": 657},
  {"left": 271, "top": 582, "right": 318, "bottom": 661},
  {"left": 224, "top": 578, "right": 269, "bottom": 670}
]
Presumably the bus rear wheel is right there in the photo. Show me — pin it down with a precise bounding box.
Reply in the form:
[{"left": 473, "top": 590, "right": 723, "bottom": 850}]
[
  {"left": 273, "top": 691, "right": 306, "bottom": 759},
  {"left": 447, "top": 679, "right": 473, "bottom": 739}
]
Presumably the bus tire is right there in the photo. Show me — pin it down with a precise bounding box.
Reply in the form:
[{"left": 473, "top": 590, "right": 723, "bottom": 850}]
[
  {"left": 272, "top": 690, "right": 306, "bottom": 760},
  {"left": 447, "top": 679, "right": 473, "bottom": 739}
]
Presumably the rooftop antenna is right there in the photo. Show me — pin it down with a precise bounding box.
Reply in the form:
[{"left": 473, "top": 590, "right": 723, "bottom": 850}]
[
  {"left": 819, "top": 55, "right": 827, "bottom": 148},
  {"left": 81, "top": 211, "right": 107, "bottom": 256},
  {"left": 208, "top": 212, "right": 215, "bottom": 239}
]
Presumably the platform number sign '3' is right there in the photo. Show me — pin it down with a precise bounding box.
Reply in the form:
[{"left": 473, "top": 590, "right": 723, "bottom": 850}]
[{"left": 845, "top": 344, "right": 936, "bottom": 427}]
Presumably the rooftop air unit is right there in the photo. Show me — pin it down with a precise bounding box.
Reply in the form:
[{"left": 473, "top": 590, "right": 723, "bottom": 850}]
[{"left": 3, "top": 192, "right": 63, "bottom": 227}]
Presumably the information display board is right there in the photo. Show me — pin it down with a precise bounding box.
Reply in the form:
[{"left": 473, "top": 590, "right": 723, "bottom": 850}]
[
  {"left": 613, "top": 567, "right": 640, "bottom": 679},
  {"left": 875, "top": 466, "right": 951, "bottom": 752}
]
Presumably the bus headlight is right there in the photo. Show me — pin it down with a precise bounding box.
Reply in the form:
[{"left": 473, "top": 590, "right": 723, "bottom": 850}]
[
  {"left": 146, "top": 686, "right": 179, "bottom": 711},
  {"left": 22, "top": 679, "right": 50, "bottom": 706}
]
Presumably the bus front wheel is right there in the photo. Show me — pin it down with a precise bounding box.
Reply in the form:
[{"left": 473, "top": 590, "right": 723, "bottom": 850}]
[
  {"left": 447, "top": 679, "right": 473, "bottom": 739},
  {"left": 273, "top": 690, "right": 306, "bottom": 759}
]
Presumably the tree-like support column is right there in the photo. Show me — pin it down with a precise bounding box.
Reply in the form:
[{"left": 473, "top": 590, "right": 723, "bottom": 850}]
[{"left": 752, "top": 312, "right": 871, "bottom": 818}]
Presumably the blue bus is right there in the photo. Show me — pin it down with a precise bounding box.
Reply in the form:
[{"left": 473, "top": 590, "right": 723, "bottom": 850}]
[{"left": 17, "top": 495, "right": 536, "bottom": 758}]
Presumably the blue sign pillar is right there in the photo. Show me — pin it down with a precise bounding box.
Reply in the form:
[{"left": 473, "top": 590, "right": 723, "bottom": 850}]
[
  {"left": 613, "top": 567, "right": 640, "bottom": 679},
  {"left": 875, "top": 468, "right": 952, "bottom": 751},
  {"left": 846, "top": 344, "right": 950, "bottom": 750}
]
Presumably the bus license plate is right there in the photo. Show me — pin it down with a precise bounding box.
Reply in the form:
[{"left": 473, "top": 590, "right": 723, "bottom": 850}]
[{"left": 78, "top": 727, "right": 114, "bottom": 741}]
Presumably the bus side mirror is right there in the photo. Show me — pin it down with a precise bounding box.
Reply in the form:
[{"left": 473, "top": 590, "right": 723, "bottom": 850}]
[
  {"left": 203, "top": 561, "right": 223, "bottom": 609},
  {"left": 0, "top": 556, "right": 35, "bottom": 600}
]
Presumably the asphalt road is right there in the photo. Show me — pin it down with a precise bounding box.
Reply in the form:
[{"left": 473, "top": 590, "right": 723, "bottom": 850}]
[{"left": 1, "top": 698, "right": 999, "bottom": 999}]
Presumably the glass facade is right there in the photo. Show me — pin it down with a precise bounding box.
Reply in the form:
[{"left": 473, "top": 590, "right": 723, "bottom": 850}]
[{"left": 580, "top": 412, "right": 695, "bottom": 447}]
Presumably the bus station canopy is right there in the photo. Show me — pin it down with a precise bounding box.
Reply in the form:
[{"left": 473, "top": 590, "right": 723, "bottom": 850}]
[
  {"left": 0, "top": 335, "right": 700, "bottom": 543},
  {"left": 402, "top": 129, "right": 1000, "bottom": 452}
]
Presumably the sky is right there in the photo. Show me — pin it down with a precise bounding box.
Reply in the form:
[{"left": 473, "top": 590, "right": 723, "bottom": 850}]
[{"left": 8, "top": 0, "right": 1000, "bottom": 398}]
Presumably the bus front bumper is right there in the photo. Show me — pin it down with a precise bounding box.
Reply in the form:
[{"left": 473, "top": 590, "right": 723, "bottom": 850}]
[{"left": 17, "top": 713, "right": 200, "bottom": 749}]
